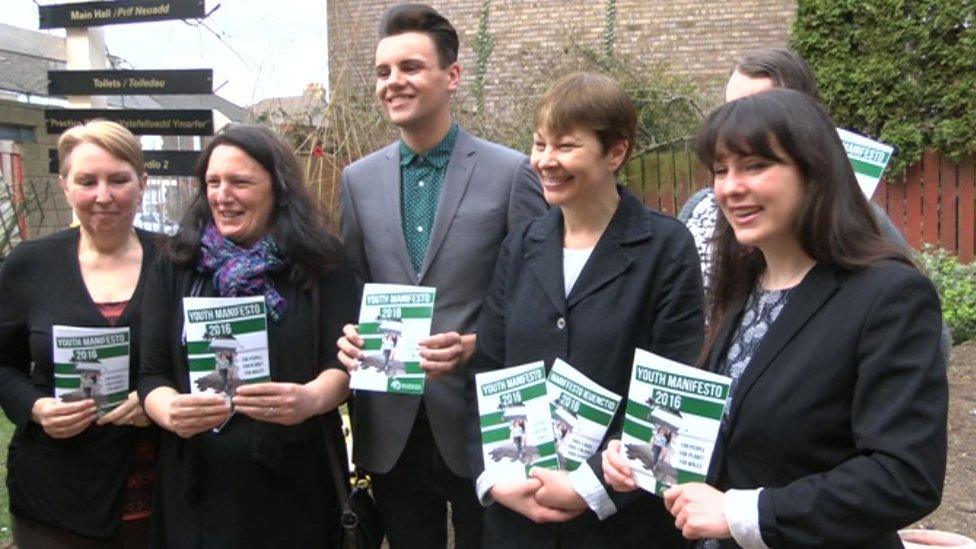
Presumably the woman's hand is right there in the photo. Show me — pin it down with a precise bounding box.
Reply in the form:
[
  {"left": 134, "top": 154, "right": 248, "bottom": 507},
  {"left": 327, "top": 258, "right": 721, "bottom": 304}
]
[
  {"left": 490, "top": 478, "right": 585, "bottom": 523},
  {"left": 664, "top": 483, "right": 731, "bottom": 540},
  {"left": 602, "top": 439, "right": 637, "bottom": 492},
  {"left": 97, "top": 391, "right": 151, "bottom": 427},
  {"left": 163, "top": 393, "right": 232, "bottom": 438},
  {"left": 233, "top": 369, "right": 349, "bottom": 425},
  {"left": 234, "top": 382, "right": 319, "bottom": 425},
  {"left": 530, "top": 467, "right": 588, "bottom": 512},
  {"left": 31, "top": 397, "right": 97, "bottom": 438},
  {"left": 336, "top": 323, "right": 363, "bottom": 372}
]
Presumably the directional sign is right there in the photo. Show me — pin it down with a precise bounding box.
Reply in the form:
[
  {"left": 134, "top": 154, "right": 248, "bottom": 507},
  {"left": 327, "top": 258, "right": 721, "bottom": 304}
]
[
  {"left": 144, "top": 151, "right": 200, "bottom": 176},
  {"left": 45, "top": 109, "right": 213, "bottom": 136},
  {"left": 49, "top": 149, "right": 200, "bottom": 176},
  {"left": 39, "top": 0, "right": 206, "bottom": 29},
  {"left": 48, "top": 69, "right": 213, "bottom": 96}
]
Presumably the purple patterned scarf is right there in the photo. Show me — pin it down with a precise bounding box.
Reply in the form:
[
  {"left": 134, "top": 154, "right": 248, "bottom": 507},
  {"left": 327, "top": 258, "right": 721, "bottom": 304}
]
[{"left": 198, "top": 223, "right": 287, "bottom": 322}]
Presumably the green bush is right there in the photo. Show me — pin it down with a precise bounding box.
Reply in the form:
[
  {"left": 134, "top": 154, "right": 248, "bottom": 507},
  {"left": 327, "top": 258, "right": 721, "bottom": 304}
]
[
  {"left": 917, "top": 245, "right": 976, "bottom": 344},
  {"left": 792, "top": 1, "right": 976, "bottom": 176}
]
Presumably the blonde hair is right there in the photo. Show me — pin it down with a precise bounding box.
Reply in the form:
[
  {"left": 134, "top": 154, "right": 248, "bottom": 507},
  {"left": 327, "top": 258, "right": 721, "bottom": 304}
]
[{"left": 57, "top": 119, "right": 144, "bottom": 176}]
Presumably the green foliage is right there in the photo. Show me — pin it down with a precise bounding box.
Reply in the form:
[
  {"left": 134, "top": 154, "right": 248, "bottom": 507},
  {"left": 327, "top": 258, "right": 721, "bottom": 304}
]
[
  {"left": 0, "top": 416, "right": 12, "bottom": 542},
  {"left": 603, "top": 0, "right": 617, "bottom": 58},
  {"left": 917, "top": 245, "right": 976, "bottom": 343},
  {"left": 792, "top": 1, "right": 976, "bottom": 175},
  {"left": 472, "top": 0, "right": 494, "bottom": 119}
]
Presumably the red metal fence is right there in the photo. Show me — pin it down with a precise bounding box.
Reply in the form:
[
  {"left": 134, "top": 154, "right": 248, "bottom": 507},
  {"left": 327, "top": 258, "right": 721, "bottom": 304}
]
[{"left": 624, "top": 147, "right": 976, "bottom": 263}]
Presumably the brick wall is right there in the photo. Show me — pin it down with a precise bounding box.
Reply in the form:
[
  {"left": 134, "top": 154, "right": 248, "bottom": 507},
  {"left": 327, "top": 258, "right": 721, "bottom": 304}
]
[
  {"left": 328, "top": 0, "right": 798, "bottom": 111},
  {"left": 0, "top": 100, "right": 71, "bottom": 238}
]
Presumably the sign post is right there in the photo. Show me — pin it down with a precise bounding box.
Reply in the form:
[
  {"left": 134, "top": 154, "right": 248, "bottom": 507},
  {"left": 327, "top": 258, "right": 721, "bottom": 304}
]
[
  {"left": 39, "top": 0, "right": 206, "bottom": 29},
  {"left": 48, "top": 69, "right": 213, "bottom": 96}
]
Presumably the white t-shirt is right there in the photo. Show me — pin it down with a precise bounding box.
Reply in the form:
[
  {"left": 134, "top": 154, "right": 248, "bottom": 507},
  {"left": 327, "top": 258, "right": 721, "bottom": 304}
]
[{"left": 563, "top": 247, "right": 594, "bottom": 296}]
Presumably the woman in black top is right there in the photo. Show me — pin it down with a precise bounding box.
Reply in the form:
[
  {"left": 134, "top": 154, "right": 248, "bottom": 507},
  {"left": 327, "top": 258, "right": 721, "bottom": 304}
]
[
  {"left": 0, "top": 120, "right": 156, "bottom": 547},
  {"left": 605, "top": 90, "right": 946, "bottom": 548},
  {"left": 466, "top": 73, "right": 703, "bottom": 548},
  {"left": 138, "top": 125, "right": 358, "bottom": 548}
]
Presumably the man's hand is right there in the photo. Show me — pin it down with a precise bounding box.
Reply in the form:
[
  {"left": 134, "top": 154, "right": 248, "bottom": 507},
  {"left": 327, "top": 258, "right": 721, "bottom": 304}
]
[
  {"left": 336, "top": 323, "right": 363, "bottom": 372},
  {"left": 419, "top": 332, "right": 475, "bottom": 379}
]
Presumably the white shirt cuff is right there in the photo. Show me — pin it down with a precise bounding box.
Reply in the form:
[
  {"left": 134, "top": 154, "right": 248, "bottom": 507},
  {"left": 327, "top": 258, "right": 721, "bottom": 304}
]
[
  {"left": 475, "top": 469, "right": 505, "bottom": 506},
  {"left": 568, "top": 465, "right": 617, "bottom": 520},
  {"left": 724, "top": 488, "right": 770, "bottom": 549}
]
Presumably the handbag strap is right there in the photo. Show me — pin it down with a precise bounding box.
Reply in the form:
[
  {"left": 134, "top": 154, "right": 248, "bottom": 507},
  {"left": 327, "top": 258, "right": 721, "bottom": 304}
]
[{"left": 311, "top": 284, "right": 359, "bottom": 528}]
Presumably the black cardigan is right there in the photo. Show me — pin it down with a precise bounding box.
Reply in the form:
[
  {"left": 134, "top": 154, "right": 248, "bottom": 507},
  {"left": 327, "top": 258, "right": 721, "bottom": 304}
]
[
  {"left": 137, "top": 253, "right": 361, "bottom": 548},
  {"left": 0, "top": 227, "right": 158, "bottom": 539}
]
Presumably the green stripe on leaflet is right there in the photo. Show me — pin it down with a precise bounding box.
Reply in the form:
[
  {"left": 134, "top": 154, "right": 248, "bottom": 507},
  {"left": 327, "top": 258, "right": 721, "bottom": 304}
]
[
  {"left": 481, "top": 426, "right": 510, "bottom": 444},
  {"left": 480, "top": 411, "right": 506, "bottom": 428},
  {"left": 54, "top": 377, "right": 80, "bottom": 389},
  {"left": 189, "top": 356, "right": 215, "bottom": 372},
  {"left": 623, "top": 417, "right": 653, "bottom": 442},
  {"left": 849, "top": 157, "right": 885, "bottom": 179}
]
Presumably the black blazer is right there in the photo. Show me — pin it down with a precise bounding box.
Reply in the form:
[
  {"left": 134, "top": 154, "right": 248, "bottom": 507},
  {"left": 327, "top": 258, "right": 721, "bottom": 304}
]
[
  {"left": 705, "top": 262, "right": 947, "bottom": 549},
  {"left": 467, "top": 187, "right": 704, "bottom": 548}
]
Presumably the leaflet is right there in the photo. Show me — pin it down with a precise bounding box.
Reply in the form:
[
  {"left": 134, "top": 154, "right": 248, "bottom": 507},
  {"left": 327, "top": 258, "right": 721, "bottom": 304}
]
[
  {"left": 547, "top": 359, "right": 622, "bottom": 471},
  {"left": 838, "top": 127, "right": 894, "bottom": 200},
  {"left": 477, "top": 361, "right": 558, "bottom": 479},
  {"left": 52, "top": 325, "right": 131, "bottom": 414},
  {"left": 183, "top": 296, "right": 270, "bottom": 397},
  {"left": 351, "top": 283, "right": 436, "bottom": 395},
  {"left": 620, "top": 348, "right": 731, "bottom": 496}
]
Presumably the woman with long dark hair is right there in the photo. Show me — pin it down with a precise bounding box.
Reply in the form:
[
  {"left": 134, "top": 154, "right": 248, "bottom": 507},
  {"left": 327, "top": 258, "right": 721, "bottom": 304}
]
[
  {"left": 138, "top": 125, "right": 358, "bottom": 548},
  {"left": 604, "top": 89, "right": 947, "bottom": 548}
]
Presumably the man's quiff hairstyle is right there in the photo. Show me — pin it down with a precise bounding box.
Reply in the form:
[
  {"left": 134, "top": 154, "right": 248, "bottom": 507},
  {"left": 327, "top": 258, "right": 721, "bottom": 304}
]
[
  {"left": 57, "top": 119, "right": 144, "bottom": 176},
  {"left": 734, "top": 48, "right": 820, "bottom": 101},
  {"left": 535, "top": 72, "right": 637, "bottom": 172},
  {"left": 378, "top": 3, "right": 459, "bottom": 68}
]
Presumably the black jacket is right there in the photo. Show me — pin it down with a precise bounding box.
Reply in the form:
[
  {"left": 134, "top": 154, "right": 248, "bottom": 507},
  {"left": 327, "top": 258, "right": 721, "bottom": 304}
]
[
  {"left": 706, "top": 262, "right": 947, "bottom": 549},
  {"left": 467, "top": 187, "right": 704, "bottom": 548}
]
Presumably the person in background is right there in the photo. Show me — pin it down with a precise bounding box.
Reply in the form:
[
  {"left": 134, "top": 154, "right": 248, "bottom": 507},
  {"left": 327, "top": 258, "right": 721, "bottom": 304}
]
[
  {"left": 336, "top": 4, "right": 546, "bottom": 547},
  {"left": 605, "top": 89, "right": 947, "bottom": 549},
  {"left": 139, "top": 125, "right": 358, "bottom": 548},
  {"left": 0, "top": 120, "right": 156, "bottom": 547},
  {"left": 678, "top": 50, "right": 905, "bottom": 300},
  {"left": 467, "top": 72, "right": 702, "bottom": 548}
]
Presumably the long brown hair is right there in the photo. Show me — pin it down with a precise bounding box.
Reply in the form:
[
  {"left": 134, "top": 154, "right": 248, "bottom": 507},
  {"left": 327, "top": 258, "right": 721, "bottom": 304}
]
[{"left": 696, "top": 89, "right": 912, "bottom": 364}]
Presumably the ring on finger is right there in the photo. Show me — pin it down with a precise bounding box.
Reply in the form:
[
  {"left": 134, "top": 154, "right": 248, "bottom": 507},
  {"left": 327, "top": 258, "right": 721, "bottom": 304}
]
[{"left": 267, "top": 406, "right": 277, "bottom": 416}]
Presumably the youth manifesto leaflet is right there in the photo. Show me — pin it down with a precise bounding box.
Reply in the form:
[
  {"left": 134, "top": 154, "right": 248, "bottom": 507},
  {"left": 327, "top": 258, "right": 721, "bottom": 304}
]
[
  {"left": 547, "top": 359, "right": 622, "bottom": 471},
  {"left": 52, "top": 325, "right": 131, "bottom": 414},
  {"left": 620, "top": 348, "right": 731, "bottom": 496},
  {"left": 351, "top": 283, "right": 436, "bottom": 395},
  {"left": 477, "top": 361, "right": 558, "bottom": 480},
  {"left": 183, "top": 296, "right": 270, "bottom": 397}
]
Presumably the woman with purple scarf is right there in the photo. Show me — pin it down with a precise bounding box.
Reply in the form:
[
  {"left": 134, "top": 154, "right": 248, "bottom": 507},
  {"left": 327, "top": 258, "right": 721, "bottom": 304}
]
[{"left": 138, "top": 125, "right": 359, "bottom": 548}]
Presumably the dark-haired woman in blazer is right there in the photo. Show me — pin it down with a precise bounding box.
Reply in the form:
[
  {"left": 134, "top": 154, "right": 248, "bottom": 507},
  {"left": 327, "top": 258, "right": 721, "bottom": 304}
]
[{"left": 604, "top": 89, "right": 947, "bottom": 549}]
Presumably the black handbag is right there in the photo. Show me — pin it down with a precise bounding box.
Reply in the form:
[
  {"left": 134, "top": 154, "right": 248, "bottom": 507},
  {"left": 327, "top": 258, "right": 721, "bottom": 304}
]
[{"left": 313, "top": 285, "right": 384, "bottom": 549}]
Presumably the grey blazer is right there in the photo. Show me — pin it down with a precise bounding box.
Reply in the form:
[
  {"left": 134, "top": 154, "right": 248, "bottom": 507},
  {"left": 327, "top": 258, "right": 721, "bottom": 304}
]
[{"left": 340, "top": 126, "right": 547, "bottom": 476}]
